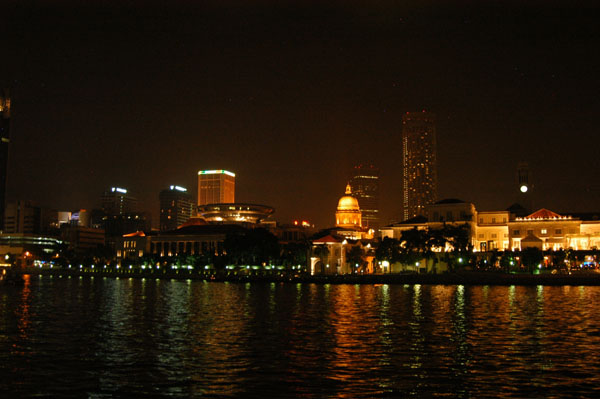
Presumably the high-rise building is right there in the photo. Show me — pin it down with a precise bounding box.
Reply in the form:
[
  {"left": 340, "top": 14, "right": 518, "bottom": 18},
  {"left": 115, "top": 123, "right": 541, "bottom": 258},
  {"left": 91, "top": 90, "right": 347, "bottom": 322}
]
[
  {"left": 197, "top": 170, "right": 235, "bottom": 206},
  {"left": 101, "top": 187, "right": 137, "bottom": 215},
  {"left": 402, "top": 111, "right": 437, "bottom": 221},
  {"left": 349, "top": 164, "right": 380, "bottom": 230},
  {"left": 159, "top": 185, "right": 194, "bottom": 231},
  {"left": 3, "top": 200, "right": 57, "bottom": 235},
  {"left": 0, "top": 89, "right": 11, "bottom": 231}
]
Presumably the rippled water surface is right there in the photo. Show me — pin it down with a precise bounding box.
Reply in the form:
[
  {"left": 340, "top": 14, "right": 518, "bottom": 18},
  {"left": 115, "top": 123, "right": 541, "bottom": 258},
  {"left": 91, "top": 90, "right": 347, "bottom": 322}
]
[{"left": 2, "top": 275, "right": 600, "bottom": 397}]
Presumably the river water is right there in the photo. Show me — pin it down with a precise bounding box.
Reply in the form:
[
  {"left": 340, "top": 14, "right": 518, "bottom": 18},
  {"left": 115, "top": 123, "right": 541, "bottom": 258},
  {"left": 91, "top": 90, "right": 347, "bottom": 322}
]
[{"left": 1, "top": 275, "right": 600, "bottom": 397}]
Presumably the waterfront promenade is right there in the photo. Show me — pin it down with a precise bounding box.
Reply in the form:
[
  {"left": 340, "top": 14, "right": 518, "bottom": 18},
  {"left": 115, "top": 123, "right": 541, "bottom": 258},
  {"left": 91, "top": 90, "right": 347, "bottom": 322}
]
[{"left": 21, "top": 267, "right": 600, "bottom": 286}]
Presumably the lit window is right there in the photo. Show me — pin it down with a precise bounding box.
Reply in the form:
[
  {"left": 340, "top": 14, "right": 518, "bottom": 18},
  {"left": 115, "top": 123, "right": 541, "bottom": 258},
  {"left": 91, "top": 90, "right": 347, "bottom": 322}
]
[{"left": 541, "top": 229, "right": 547, "bottom": 235}]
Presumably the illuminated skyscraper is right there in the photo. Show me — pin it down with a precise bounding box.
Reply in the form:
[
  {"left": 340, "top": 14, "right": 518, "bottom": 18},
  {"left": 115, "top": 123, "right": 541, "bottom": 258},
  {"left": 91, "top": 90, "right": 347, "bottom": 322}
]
[
  {"left": 0, "top": 89, "right": 10, "bottom": 230},
  {"left": 349, "top": 164, "right": 379, "bottom": 230},
  {"left": 402, "top": 111, "right": 437, "bottom": 221},
  {"left": 159, "top": 185, "right": 194, "bottom": 231},
  {"left": 197, "top": 170, "right": 235, "bottom": 205}
]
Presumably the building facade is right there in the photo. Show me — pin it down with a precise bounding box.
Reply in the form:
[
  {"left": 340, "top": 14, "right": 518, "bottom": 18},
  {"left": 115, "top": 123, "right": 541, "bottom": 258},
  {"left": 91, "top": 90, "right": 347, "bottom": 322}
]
[
  {"left": 336, "top": 184, "right": 362, "bottom": 229},
  {"left": 101, "top": 187, "right": 137, "bottom": 215},
  {"left": 60, "top": 225, "right": 105, "bottom": 254},
  {"left": 3, "top": 200, "right": 57, "bottom": 235},
  {"left": 197, "top": 170, "right": 235, "bottom": 206},
  {"left": 0, "top": 89, "right": 10, "bottom": 231},
  {"left": 159, "top": 185, "right": 194, "bottom": 231},
  {"left": 197, "top": 203, "right": 274, "bottom": 225},
  {"left": 382, "top": 200, "right": 600, "bottom": 253},
  {"left": 402, "top": 111, "right": 437, "bottom": 221},
  {"left": 115, "top": 224, "right": 246, "bottom": 261},
  {"left": 349, "top": 163, "right": 380, "bottom": 230}
]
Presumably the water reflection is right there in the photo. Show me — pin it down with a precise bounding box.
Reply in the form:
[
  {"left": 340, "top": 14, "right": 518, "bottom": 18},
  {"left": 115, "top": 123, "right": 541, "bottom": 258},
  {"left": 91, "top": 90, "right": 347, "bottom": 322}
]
[{"left": 2, "top": 279, "right": 600, "bottom": 397}]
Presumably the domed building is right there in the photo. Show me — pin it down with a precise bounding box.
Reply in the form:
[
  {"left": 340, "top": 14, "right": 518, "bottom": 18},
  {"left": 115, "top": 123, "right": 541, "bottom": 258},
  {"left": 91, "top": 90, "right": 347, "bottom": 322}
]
[{"left": 336, "top": 184, "right": 362, "bottom": 228}]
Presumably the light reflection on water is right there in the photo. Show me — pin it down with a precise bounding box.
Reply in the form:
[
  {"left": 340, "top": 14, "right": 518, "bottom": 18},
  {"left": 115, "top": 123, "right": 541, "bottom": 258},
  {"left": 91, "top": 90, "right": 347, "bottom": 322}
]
[{"left": 1, "top": 277, "right": 600, "bottom": 397}]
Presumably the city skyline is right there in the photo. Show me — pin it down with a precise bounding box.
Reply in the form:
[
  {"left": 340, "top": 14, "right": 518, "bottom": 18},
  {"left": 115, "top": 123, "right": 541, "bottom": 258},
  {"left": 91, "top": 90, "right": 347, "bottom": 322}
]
[{"left": 2, "top": 1, "right": 599, "bottom": 228}]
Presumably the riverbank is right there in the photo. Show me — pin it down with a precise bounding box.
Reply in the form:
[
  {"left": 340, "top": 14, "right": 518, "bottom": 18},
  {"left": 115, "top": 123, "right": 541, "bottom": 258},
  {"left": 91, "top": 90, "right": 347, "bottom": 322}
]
[{"left": 19, "top": 267, "right": 600, "bottom": 286}]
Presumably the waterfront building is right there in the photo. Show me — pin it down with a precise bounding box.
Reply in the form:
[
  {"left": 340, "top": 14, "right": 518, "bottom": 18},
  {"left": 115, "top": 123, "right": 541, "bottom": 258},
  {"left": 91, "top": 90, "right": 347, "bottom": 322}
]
[
  {"left": 476, "top": 210, "right": 510, "bottom": 251},
  {"left": 101, "top": 187, "right": 137, "bottom": 215},
  {"left": 116, "top": 231, "right": 153, "bottom": 260},
  {"left": 274, "top": 220, "right": 316, "bottom": 244},
  {"left": 309, "top": 233, "right": 375, "bottom": 275},
  {"left": 336, "top": 184, "right": 362, "bottom": 229},
  {"left": 159, "top": 185, "right": 194, "bottom": 231},
  {"left": 310, "top": 234, "right": 348, "bottom": 275},
  {"left": 60, "top": 225, "right": 105, "bottom": 254},
  {"left": 507, "top": 209, "right": 600, "bottom": 251},
  {"left": 382, "top": 199, "right": 600, "bottom": 253},
  {"left": 349, "top": 164, "right": 380, "bottom": 230},
  {"left": 0, "top": 233, "right": 64, "bottom": 267},
  {"left": 115, "top": 223, "right": 246, "bottom": 261},
  {"left": 197, "top": 203, "right": 274, "bottom": 225},
  {"left": 3, "top": 200, "right": 57, "bottom": 235},
  {"left": 100, "top": 187, "right": 148, "bottom": 248},
  {"left": 402, "top": 111, "right": 437, "bottom": 221},
  {"left": 103, "top": 212, "right": 151, "bottom": 239},
  {"left": 197, "top": 170, "right": 235, "bottom": 206},
  {"left": 0, "top": 89, "right": 10, "bottom": 230}
]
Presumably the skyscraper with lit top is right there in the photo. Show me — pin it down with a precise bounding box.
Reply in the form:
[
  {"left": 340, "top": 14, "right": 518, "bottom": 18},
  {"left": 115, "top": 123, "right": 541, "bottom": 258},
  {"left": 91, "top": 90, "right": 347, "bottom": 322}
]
[
  {"left": 402, "top": 111, "right": 437, "bottom": 221},
  {"left": 0, "top": 89, "right": 11, "bottom": 230},
  {"left": 197, "top": 170, "right": 235, "bottom": 206},
  {"left": 101, "top": 187, "right": 137, "bottom": 215},
  {"left": 159, "top": 185, "right": 194, "bottom": 231}
]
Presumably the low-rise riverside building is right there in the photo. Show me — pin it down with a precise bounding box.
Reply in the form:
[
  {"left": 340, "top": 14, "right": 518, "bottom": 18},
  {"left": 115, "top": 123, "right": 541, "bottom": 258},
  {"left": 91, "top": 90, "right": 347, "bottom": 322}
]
[
  {"left": 115, "top": 223, "right": 247, "bottom": 262},
  {"left": 381, "top": 199, "right": 600, "bottom": 253}
]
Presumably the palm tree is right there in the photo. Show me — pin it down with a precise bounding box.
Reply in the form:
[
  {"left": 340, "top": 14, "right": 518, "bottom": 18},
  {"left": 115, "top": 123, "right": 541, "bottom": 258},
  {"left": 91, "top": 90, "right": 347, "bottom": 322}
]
[{"left": 346, "top": 245, "right": 365, "bottom": 273}]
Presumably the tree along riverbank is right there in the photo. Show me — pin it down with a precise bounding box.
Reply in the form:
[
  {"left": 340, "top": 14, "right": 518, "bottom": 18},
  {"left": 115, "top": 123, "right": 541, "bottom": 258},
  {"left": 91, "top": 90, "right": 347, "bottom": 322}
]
[{"left": 20, "top": 267, "right": 600, "bottom": 286}]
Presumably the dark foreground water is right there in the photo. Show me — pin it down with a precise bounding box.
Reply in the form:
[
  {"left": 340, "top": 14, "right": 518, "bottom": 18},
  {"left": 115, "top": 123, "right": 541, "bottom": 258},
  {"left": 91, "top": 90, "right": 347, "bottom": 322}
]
[{"left": 1, "top": 276, "right": 600, "bottom": 398}]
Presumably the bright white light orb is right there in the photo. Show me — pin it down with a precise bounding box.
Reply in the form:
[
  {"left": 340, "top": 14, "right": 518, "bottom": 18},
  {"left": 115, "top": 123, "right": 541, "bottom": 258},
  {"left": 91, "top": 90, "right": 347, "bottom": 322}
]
[{"left": 520, "top": 184, "right": 528, "bottom": 193}]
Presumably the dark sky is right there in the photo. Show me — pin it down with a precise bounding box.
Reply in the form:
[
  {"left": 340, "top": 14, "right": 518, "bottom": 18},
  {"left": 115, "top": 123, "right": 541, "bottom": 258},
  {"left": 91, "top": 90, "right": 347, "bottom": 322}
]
[{"left": 2, "top": 1, "right": 600, "bottom": 228}]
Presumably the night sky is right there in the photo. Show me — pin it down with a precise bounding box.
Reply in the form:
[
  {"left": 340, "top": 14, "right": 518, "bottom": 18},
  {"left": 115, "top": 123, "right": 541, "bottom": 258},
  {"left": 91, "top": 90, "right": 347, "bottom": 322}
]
[{"left": 2, "top": 1, "right": 599, "bottom": 228}]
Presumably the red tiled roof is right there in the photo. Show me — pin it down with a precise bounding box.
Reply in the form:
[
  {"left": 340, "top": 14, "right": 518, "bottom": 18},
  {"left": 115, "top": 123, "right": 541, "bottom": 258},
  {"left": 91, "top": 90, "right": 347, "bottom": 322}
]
[
  {"left": 313, "top": 235, "right": 344, "bottom": 243},
  {"left": 525, "top": 208, "right": 562, "bottom": 219}
]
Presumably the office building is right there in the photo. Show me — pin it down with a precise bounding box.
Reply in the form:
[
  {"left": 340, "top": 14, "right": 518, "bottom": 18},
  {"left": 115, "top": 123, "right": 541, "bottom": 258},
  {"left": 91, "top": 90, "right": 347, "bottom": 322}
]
[
  {"left": 3, "top": 200, "right": 57, "bottom": 235},
  {"left": 159, "top": 185, "right": 194, "bottom": 231},
  {"left": 402, "top": 111, "right": 437, "bottom": 221},
  {"left": 349, "top": 164, "right": 380, "bottom": 230},
  {"left": 101, "top": 187, "right": 137, "bottom": 215},
  {"left": 0, "top": 89, "right": 10, "bottom": 230},
  {"left": 197, "top": 170, "right": 235, "bottom": 206}
]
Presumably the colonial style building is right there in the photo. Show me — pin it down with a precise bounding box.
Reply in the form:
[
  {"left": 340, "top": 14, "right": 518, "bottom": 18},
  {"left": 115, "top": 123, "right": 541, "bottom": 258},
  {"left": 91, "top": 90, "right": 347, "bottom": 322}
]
[
  {"left": 336, "top": 184, "right": 362, "bottom": 229},
  {"left": 382, "top": 199, "right": 600, "bottom": 252}
]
